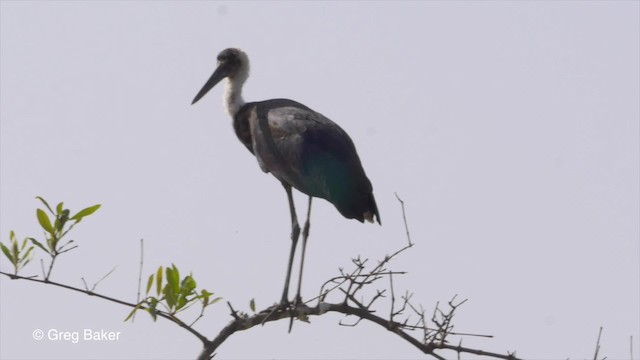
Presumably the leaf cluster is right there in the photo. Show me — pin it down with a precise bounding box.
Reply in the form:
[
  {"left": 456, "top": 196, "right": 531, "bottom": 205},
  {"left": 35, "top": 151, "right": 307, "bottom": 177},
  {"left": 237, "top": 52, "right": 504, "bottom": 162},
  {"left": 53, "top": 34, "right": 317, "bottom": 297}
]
[
  {"left": 0, "top": 231, "right": 35, "bottom": 276},
  {"left": 2, "top": 197, "right": 225, "bottom": 344},
  {"left": 0, "top": 196, "right": 101, "bottom": 279},
  {"left": 31, "top": 196, "right": 100, "bottom": 257},
  {"left": 126, "top": 264, "right": 221, "bottom": 323}
]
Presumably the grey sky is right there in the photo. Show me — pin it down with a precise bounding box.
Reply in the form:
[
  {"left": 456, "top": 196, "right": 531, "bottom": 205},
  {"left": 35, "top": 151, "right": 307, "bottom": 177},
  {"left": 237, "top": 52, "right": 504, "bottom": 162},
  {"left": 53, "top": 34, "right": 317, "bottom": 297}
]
[{"left": 1, "top": 1, "right": 638, "bottom": 359}]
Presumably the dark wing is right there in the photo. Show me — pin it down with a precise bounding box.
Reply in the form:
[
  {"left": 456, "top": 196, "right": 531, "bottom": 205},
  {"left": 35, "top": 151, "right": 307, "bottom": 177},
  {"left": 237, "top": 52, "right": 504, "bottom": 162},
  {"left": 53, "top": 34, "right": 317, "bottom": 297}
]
[{"left": 247, "top": 99, "right": 380, "bottom": 223}]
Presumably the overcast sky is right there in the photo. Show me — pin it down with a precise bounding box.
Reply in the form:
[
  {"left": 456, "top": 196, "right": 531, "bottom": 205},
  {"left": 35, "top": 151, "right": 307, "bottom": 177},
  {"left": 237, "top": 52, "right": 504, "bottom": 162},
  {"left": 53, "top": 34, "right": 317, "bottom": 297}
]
[{"left": 1, "top": 1, "right": 638, "bottom": 359}]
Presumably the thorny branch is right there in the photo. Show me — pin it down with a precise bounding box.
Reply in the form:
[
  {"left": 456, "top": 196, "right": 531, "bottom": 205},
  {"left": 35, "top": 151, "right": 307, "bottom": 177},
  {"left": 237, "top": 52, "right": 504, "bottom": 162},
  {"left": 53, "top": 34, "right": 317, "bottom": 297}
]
[
  {"left": 195, "top": 194, "right": 521, "bottom": 360},
  {"left": 1, "top": 194, "right": 521, "bottom": 360}
]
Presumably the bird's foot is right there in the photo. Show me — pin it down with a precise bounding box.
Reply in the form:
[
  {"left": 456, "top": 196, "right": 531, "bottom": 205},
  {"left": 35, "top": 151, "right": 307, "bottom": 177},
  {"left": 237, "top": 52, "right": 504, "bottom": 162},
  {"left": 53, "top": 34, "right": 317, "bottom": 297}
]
[
  {"left": 259, "top": 296, "right": 306, "bottom": 332},
  {"left": 291, "top": 295, "right": 303, "bottom": 309},
  {"left": 287, "top": 295, "right": 306, "bottom": 333},
  {"left": 260, "top": 298, "right": 290, "bottom": 326}
]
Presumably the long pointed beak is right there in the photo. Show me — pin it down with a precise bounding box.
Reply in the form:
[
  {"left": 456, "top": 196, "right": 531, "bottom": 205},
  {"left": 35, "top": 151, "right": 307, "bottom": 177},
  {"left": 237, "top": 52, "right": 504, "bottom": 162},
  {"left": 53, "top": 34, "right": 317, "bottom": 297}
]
[{"left": 191, "top": 61, "right": 234, "bottom": 105}]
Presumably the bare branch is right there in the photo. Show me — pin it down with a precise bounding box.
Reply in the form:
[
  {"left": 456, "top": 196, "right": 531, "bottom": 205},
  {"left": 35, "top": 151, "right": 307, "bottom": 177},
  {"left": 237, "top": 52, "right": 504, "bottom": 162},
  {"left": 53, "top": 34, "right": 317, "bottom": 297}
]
[
  {"left": 39, "top": 258, "right": 45, "bottom": 279},
  {"left": 395, "top": 192, "right": 413, "bottom": 246},
  {"left": 137, "top": 239, "right": 144, "bottom": 304},
  {"left": 593, "top": 326, "right": 603, "bottom": 360},
  {"left": 389, "top": 271, "right": 396, "bottom": 321},
  {"left": 89, "top": 266, "right": 117, "bottom": 292},
  {"left": 196, "top": 301, "right": 521, "bottom": 360}
]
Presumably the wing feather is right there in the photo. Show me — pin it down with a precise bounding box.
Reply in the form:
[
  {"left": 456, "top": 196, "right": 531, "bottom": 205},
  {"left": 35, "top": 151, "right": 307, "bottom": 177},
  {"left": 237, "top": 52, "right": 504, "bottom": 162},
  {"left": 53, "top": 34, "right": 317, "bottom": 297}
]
[{"left": 242, "top": 98, "right": 379, "bottom": 223}]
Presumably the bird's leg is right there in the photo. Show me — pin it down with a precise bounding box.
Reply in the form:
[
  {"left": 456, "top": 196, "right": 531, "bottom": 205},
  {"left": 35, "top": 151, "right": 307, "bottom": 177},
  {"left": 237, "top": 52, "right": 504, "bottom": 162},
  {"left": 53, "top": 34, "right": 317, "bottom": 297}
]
[
  {"left": 280, "top": 183, "right": 300, "bottom": 305},
  {"left": 261, "top": 184, "right": 301, "bottom": 328},
  {"left": 293, "top": 196, "right": 313, "bottom": 305},
  {"left": 287, "top": 196, "right": 312, "bottom": 333}
]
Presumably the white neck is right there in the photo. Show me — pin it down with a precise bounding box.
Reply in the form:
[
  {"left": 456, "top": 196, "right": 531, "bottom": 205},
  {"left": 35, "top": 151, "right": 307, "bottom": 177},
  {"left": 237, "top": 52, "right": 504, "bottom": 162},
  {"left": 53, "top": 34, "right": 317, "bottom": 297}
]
[
  {"left": 224, "top": 77, "right": 246, "bottom": 117},
  {"left": 223, "top": 51, "right": 250, "bottom": 117}
]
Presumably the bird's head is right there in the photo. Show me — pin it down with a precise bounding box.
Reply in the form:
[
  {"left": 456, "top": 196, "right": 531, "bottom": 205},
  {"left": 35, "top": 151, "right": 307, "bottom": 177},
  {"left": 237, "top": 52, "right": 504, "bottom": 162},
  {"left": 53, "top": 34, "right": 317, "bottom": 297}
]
[{"left": 191, "top": 48, "right": 250, "bottom": 105}]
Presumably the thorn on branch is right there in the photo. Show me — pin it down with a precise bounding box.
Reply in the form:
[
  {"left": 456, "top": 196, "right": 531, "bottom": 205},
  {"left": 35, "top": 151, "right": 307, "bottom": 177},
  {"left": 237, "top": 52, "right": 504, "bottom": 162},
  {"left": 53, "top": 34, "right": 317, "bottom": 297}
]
[{"left": 227, "top": 301, "right": 240, "bottom": 321}]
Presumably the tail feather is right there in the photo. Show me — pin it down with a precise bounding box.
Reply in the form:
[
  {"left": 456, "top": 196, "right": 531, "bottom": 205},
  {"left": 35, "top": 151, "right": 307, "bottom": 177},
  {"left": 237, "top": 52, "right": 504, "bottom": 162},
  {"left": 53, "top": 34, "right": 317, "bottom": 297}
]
[
  {"left": 356, "top": 192, "right": 381, "bottom": 225},
  {"left": 366, "top": 193, "right": 381, "bottom": 225}
]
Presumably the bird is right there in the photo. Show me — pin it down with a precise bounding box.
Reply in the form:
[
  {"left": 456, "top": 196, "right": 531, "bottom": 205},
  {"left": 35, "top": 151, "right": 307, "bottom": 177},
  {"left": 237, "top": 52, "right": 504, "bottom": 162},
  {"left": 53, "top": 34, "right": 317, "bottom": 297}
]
[{"left": 191, "top": 48, "right": 380, "bottom": 309}]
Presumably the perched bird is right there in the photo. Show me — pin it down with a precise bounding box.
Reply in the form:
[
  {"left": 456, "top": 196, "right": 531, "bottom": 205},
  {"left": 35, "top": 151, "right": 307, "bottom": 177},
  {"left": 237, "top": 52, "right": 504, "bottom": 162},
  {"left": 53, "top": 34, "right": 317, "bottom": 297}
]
[{"left": 191, "top": 48, "right": 380, "bottom": 307}]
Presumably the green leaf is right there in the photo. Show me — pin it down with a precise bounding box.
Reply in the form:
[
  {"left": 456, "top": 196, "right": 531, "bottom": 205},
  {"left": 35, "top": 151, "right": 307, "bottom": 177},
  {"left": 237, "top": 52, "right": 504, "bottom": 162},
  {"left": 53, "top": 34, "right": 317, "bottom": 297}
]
[
  {"left": 181, "top": 275, "right": 196, "bottom": 294},
  {"left": 249, "top": 298, "right": 256, "bottom": 312},
  {"left": 164, "top": 285, "right": 176, "bottom": 309},
  {"left": 0, "top": 242, "right": 14, "bottom": 265},
  {"left": 176, "top": 276, "right": 194, "bottom": 312},
  {"left": 11, "top": 235, "right": 19, "bottom": 260},
  {"left": 166, "top": 265, "right": 180, "bottom": 294},
  {"left": 147, "top": 298, "right": 158, "bottom": 321},
  {"left": 124, "top": 302, "right": 144, "bottom": 322},
  {"left": 156, "top": 266, "right": 163, "bottom": 296},
  {"left": 56, "top": 202, "right": 64, "bottom": 215},
  {"left": 20, "top": 246, "right": 34, "bottom": 268},
  {"left": 46, "top": 235, "right": 55, "bottom": 252},
  {"left": 146, "top": 274, "right": 154, "bottom": 295},
  {"left": 70, "top": 204, "right": 101, "bottom": 221},
  {"left": 54, "top": 209, "right": 69, "bottom": 232},
  {"left": 35, "top": 196, "right": 54, "bottom": 215},
  {"left": 200, "top": 290, "right": 211, "bottom": 306},
  {"left": 36, "top": 209, "right": 55, "bottom": 234},
  {"left": 166, "top": 266, "right": 181, "bottom": 310},
  {"left": 176, "top": 294, "right": 187, "bottom": 311},
  {"left": 210, "top": 296, "right": 222, "bottom": 305},
  {"left": 124, "top": 306, "right": 138, "bottom": 322},
  {"left": 28, "top": 238, "right": 49, "bottom": 254}
]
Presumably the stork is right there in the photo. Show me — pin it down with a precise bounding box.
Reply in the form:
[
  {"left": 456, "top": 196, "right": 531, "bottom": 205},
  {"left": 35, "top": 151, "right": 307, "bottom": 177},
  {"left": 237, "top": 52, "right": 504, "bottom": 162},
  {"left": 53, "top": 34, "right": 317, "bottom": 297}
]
[{"left": 191, "top": 48, "right": 380, "bottom": 309}]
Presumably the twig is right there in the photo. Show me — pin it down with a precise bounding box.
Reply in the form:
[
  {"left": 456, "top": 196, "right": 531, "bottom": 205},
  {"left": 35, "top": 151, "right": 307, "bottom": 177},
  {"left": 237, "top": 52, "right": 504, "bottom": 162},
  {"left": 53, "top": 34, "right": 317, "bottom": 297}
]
[
  {"left": 81, "top": 277, "right": 90, "bottom": 291},
  {"left": 137, "top": 239, "right": 144, "bottom": 302},
  {"left": 45, "top": 251, "right": 57, "bottom": 281},
  {"left": 189, "top": 305, "right": 207, "bottom": 327},
  {"left": 442, "top": 342, "right": 519, "bottom": 360},
  {"left": 431, "top": 352, "right": 446, "bottom": 360},
  {"left": 593, "top": 326, "right": 603, "bottom": 360},
  {"left": 89, "top": 266, "right": 117, "bottom": 292},
  {"left": 135, "top": 239, "right": 144, "bottom": 321},
  {"left": 395, "top": 192, "right": 413, "bottom": 246},
  {"left": 367, "top": 289, "right": 386, "bottom": 308},
  {"left": 389, "top": 272, "right": 396, "bottom": 321},
  {"left": 58, "top": 240, "right": 77, "bottom": 253},
  {"left": 39, "top": 258, "right": 45, "bottom": 279}
]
